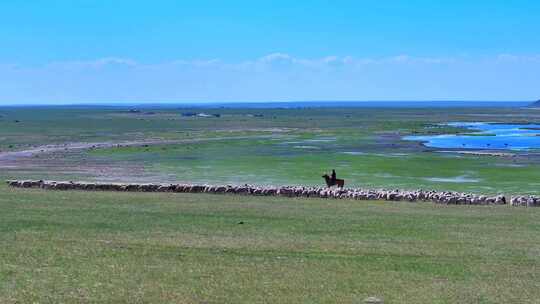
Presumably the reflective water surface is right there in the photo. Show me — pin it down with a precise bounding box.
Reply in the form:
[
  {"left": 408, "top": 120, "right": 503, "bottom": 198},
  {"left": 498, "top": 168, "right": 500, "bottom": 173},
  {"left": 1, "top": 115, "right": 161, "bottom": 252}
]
[{"left": 404, "top": 122, "right": 540, "bottom": 150}]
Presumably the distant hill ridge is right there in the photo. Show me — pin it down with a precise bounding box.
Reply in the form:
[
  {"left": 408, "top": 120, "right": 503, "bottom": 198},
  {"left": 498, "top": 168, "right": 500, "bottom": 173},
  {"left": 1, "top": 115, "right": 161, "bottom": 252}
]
[{"left": 531, "top": 100, "right": 540, "bottom": 107}]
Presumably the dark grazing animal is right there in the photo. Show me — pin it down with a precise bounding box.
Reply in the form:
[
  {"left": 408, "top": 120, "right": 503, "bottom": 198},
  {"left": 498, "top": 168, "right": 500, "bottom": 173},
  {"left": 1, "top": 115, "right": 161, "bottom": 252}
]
[{"left": 322, "top": 174, "right": 344, "bottom": 188}]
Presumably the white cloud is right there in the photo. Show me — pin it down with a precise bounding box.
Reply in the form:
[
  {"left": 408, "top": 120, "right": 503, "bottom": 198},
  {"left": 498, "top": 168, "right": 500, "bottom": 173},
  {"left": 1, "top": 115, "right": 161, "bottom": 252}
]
[
  {"left": 171, "top": 59, "right": 221, "bottom": 67},
  {"left": 496, "top": 54, "right": 540, "bottom": 63},
  {"left": 52, "top": 57, "right": 137, "bottom": 68},
  {"left": 21, "top": 53, "right": 464, "bottom": 72},
  {"left": 1, "top": 53, "right": 539, "bottom": 104},
  {"left": 258, "top": 53, "right": 293, "bottom": 64},
  {"left": 12, "top": 53, "right": 540, "bottom": 72}
]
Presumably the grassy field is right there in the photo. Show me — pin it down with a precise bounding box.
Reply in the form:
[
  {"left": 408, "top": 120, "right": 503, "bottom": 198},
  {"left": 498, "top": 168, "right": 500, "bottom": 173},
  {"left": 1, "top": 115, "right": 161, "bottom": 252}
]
[
  {"left": 2, "top": 183, "right": 540, "bottom": 303},
  {"left": 3, "top": 105, "right": 540, "bottom": 194},
  {"left": 3, "top": 105, "right": 540, "bottom": 302}
]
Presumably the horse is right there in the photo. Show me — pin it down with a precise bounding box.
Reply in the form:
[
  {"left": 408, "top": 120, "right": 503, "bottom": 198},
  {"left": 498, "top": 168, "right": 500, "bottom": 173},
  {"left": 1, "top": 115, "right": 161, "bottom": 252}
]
[{"left": 322, "top": 174, "right": 345, "bottom": 188}]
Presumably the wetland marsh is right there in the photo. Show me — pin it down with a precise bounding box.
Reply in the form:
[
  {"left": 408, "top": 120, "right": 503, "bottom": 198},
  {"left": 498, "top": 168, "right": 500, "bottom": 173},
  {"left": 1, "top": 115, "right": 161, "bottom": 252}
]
[
  {"left": 3, "top": 103, "right": 540, "bottom": 303},
  {"left": 2, "top": 104, "right": 540, "bottom": 194}
]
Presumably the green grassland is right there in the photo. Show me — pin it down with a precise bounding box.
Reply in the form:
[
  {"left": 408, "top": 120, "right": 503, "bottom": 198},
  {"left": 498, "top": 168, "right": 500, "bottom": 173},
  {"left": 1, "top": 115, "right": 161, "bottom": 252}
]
[
  {"left": 84, "top": 139, "right": 540, "bottom": 194},
  {"left": 3, "top": 106, "right": 540, "bottom": 194},
  {"left": 3, "top": 106, "right": 540, "bottom": 303},
  {"left": 0, "top": 105, "right": 526, "bottom": 151},
  {"left": 2, "top": 183, "right": 540, "bottom": 303}
]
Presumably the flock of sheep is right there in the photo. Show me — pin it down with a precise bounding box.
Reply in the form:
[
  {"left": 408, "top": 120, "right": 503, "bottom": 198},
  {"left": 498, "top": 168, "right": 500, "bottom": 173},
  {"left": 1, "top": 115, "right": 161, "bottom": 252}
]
[{"left": 7, "top": 179, "right": 540, "bottom": 207}]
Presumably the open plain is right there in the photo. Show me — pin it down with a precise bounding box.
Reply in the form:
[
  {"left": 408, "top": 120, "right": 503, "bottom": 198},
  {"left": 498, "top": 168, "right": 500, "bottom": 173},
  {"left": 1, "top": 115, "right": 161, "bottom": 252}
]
[
  {"left": 2, "top": 104, "right": 540, "bottom": 194},
  {"left": 3, "top": 182, "right": 540, "bottom": 303},
  {"left": 2, "top": 104, "right": 540, "bottom": 303}
]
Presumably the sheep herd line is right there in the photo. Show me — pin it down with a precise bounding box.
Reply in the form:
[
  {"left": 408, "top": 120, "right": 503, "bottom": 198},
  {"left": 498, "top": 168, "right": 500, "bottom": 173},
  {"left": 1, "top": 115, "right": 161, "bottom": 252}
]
[{"left": 6, "top": 179, "right": 540, "bottom": 207}]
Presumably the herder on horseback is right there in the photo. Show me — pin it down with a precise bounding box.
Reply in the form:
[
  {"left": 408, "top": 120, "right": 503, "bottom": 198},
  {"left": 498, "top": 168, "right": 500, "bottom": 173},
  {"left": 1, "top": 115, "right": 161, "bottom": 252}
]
[{"left": 322, "top": 169, "right": 345, "bottom": 188}]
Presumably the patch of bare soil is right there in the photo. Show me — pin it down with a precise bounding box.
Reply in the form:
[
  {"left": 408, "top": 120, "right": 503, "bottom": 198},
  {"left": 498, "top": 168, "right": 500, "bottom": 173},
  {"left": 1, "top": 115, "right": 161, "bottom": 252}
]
[
  {"left": 0, "top": 135, "right": 275, "bottom": 182},
  {"left": 0, "top": 139, "right": 176, "bottom": 161}
]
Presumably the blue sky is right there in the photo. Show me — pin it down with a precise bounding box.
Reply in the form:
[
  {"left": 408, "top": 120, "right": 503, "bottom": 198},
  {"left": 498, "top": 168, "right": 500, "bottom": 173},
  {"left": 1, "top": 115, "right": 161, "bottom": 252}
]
[{"left": 1, "top": 0, "right": 539, "bottom": 104}]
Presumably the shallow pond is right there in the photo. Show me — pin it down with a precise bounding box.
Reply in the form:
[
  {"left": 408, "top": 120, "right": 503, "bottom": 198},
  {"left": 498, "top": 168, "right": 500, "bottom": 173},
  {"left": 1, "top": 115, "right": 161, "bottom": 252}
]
[{"left": 404, "top": 122, "right": 540, "bottom": 150}]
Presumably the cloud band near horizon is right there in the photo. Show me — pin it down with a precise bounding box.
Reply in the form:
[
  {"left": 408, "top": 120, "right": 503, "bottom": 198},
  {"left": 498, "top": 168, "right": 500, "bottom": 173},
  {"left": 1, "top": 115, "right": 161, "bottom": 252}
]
[{"left": 1, "top": 53, "right": 539, "bottom": 104}]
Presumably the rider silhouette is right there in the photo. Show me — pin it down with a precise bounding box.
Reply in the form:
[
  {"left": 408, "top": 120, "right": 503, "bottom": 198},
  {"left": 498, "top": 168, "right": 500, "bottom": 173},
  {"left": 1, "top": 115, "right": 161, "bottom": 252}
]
[{"left": 331, "top": 169, "right": 336, "bottom": 183}]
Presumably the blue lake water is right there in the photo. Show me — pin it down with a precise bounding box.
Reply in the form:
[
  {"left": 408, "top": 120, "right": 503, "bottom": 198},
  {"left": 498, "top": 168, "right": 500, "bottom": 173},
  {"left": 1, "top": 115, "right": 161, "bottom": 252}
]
[{"left": 403, "top": 122, "right": 540, "bottom": 150}]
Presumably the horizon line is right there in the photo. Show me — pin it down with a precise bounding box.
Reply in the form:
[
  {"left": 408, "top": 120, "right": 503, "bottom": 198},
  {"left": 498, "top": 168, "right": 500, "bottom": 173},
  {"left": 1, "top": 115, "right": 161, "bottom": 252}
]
[{"left": 0, "top": 100, "right": 535, "bottom": 108}]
